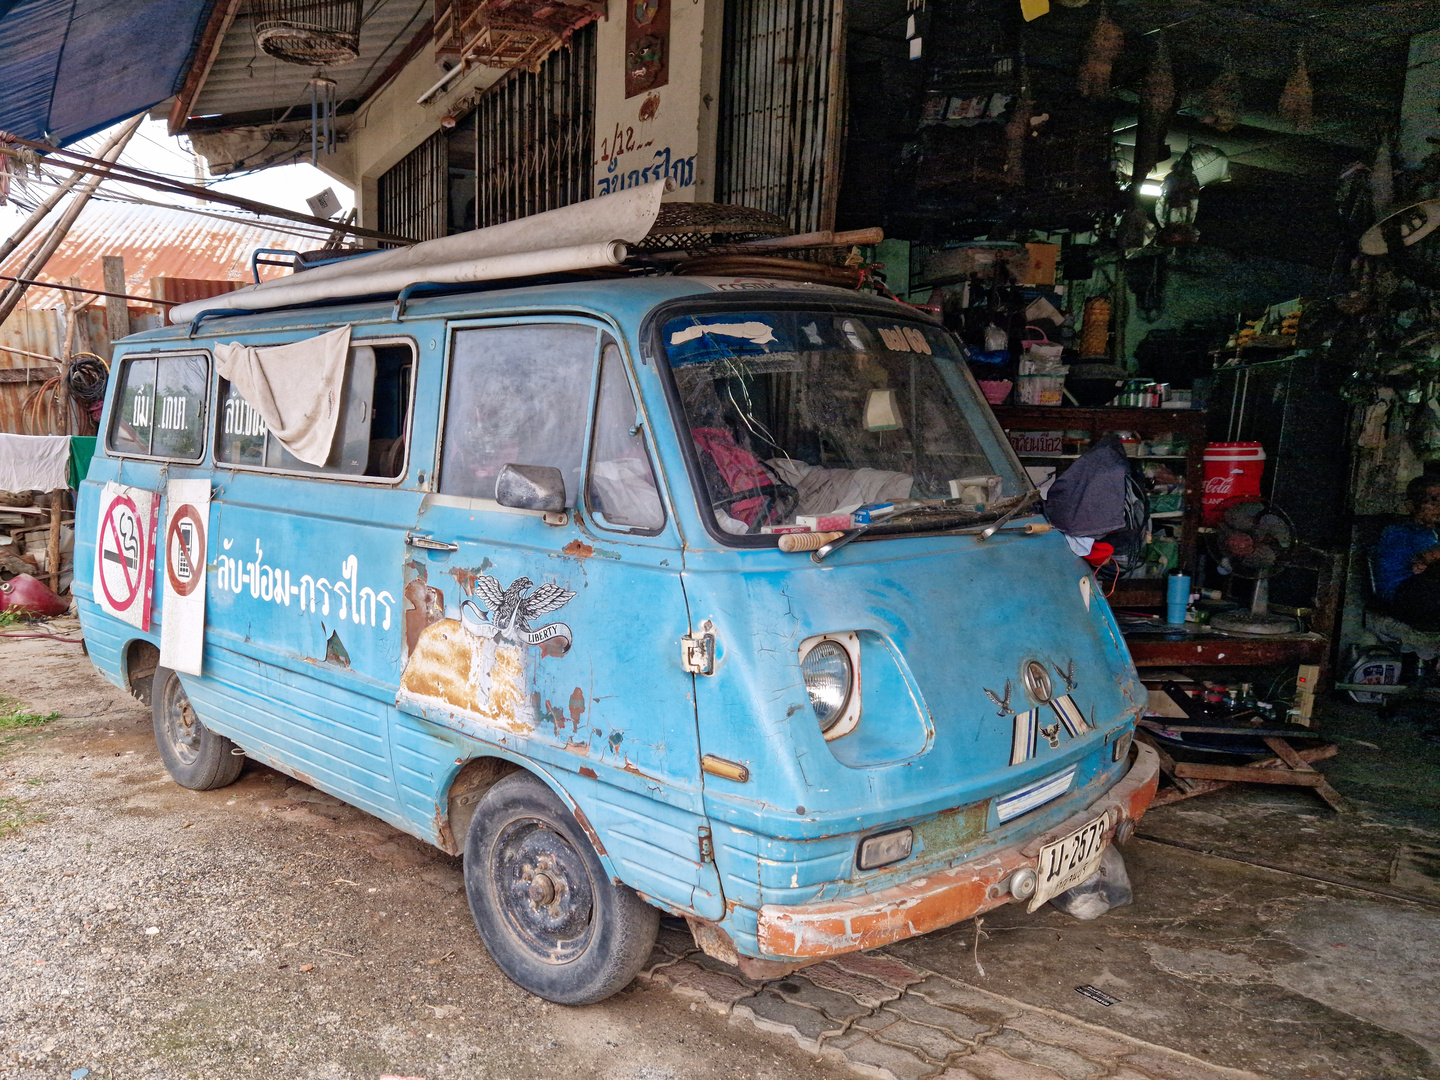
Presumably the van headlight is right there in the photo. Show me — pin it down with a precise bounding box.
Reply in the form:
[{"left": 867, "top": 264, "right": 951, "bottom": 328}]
[{"left": 800, "top": 637, "right": 854, "bottom": 735}]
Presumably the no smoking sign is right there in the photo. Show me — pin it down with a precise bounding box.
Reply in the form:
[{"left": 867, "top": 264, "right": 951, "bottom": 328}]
[{"left": 93, "top": 482, "right": 157, "bottom": 630}]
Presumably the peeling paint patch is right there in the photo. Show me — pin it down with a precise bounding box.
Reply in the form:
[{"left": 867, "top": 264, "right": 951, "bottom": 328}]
[
  {"left": 579, "top": 766, "right": 598, "bottom": 779},
  {"left": 563, "top": 539, "right": 595, "bottom": 559},
  {"left": 324, "top": 629, "right": 350, "bottom": 668},
  {"left": 568, "top": 687, "right": 586, "bottom": 727}
]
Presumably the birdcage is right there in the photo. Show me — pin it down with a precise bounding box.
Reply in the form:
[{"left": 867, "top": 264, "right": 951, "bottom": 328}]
[{"left": 254, "top": 0, "right": 362, "bottom": 67}]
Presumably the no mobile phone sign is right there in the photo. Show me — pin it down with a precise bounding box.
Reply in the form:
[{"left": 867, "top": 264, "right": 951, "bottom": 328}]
[{"left": 160, "top": 479, "right": 210, "bottom": 676}]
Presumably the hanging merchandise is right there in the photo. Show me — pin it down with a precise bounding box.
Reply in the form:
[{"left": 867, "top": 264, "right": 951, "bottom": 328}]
[
  {"left": 1077, "top": 6, "right": 1123, "bottom": 99},
  {"left": 1278, "top": 45, "right": 1313, "bottom": 133},
  {"left": 1141, "top": 36, "right": 1175, "bottom": 138},
  {"left": 1079, "top": 297, "right": 1111, "bottom": 358},
  {"left": 309, "top": 76, "right": 338, "bottom": 161},
  {"left": 1371, "top": 137, "right": 1394, "bottom": 219},
  {"left": 1202, "top": 55, "right": 1241, "bottom": 133},
  {"left": 1003, "top": 87, "right": 1035, "bottom": 186},
  {"left": 1120, "top": 35, "right": 1174, "bottom": 248}
]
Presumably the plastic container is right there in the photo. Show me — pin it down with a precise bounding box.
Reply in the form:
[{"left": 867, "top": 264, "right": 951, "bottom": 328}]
[
  {"left": 978, "top": 379, "right": 1013, "bottom": 405},
  {"left": 1202, "top": 442, "right": 1265, "bottom": 524},
  {"left": 1017, "top": 373, "right": 1067, "bottom": 405},
  {"left": 1166, "top": 571, "right": 1190, "bottom": 626}
]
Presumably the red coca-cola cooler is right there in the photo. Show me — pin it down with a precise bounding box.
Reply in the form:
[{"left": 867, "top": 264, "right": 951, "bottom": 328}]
[{"left": 1202, "top": 442, "right": 1265, "bottom": 524}]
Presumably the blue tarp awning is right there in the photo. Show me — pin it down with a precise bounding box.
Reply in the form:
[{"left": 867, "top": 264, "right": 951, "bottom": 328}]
[{"left": 0, "top": 0, "right": 216, "bottom": 146}]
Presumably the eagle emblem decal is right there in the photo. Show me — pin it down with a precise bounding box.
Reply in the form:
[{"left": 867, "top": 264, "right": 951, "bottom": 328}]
[{"left": 460, "top": 575, "right": 576, "bottom": 649}]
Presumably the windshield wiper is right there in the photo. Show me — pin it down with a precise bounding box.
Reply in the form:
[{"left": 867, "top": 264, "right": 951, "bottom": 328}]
[{"left": 810, "top": 490, "right": 1043, "bottom": 562}]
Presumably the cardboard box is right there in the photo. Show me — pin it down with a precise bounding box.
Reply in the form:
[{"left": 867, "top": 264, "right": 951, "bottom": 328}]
[{"left": 1024, "top": 243, "right": 1060, "bottom": 285}]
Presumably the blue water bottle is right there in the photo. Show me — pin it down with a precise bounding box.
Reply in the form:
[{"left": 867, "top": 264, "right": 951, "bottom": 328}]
[{"left": 1166, "top": 570, "right": 1190, "bottom": 626}]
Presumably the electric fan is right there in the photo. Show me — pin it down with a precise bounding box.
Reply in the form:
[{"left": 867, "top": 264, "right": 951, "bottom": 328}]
[{"left": 1207, "top": 499, "right": 1298, "bottom": 635}]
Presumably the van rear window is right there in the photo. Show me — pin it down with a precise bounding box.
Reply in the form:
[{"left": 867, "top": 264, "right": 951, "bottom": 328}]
[
  {"left": 215, "top": 342, "right": 413, "bottom": 479},
  {"left": 108, "top": 353, "right": 208, "bottom": 461}
]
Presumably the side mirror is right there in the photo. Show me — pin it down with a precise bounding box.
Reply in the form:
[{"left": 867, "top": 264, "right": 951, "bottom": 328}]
[{"left": 496, "top": 463, "right": 566, "bottom": 512}]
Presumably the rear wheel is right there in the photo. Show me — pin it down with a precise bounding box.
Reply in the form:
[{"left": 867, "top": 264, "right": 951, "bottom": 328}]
[
  {"left": 463, "top": 772, "right": 658, "bottom": 1004},
  {"left": 152, "top": 666, "right": 243, "bottom": 790}
]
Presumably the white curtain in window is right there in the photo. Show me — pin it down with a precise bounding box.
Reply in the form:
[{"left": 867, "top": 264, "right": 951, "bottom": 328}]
[{"left": 214, "top": 325, "right": 351, "bottom": 467}]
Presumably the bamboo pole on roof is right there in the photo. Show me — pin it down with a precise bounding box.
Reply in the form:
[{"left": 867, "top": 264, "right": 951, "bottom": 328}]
[
  {"left": 0, "top": 121, "right": 137, "bottom": 265},
  {"left": 0, "top": 116, "right": 143, "bottom": 325}
]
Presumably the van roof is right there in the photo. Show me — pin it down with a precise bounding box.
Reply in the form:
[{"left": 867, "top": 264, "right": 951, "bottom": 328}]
[{"left": 124, "top": 275, "right": 903, "bottom": 347}]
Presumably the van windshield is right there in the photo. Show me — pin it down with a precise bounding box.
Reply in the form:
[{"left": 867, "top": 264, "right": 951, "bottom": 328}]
[{"left": 662, "top": 308, "right": 1027, "bottom": 539}]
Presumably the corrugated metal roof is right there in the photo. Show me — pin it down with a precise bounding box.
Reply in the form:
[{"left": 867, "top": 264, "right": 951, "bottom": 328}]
[
  {"left": 189, "top": 0, "right": 430, "bottom": 126},
  {"left": 0, "top": 200, "right": 305, "bottom": 309}
]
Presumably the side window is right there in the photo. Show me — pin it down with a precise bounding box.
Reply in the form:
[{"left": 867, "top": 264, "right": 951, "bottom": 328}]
[
  {"left": 108, "top": 354, "right": 207, "bottom": 461},
  {"left": 215, "top": 342, "right": 412, "bottom": 479},
  {"left": 439, "top": 324, "right": 597, "bottom": 502},
  {"left": 588, "top": 340, "right": 664, "bottom": 531}
]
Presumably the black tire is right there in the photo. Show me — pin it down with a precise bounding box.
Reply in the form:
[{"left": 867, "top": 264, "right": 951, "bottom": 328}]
[
  {"left": 152, "top": 666, "right": 243, "bottom": 791},
  {"left": 463, "top": 771, "right": 659, "bottom": 1005}
]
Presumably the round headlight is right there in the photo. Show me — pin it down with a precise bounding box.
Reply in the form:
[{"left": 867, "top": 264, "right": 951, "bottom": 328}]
[{"left": 801, "top": 640, "right": 853, "bottom": 733}]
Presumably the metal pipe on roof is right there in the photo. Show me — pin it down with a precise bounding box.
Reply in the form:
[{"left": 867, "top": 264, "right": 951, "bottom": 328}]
[
  {"left": 168, "top": 177, "right": 675, "bottom": 323},
  {"left": 0, "top": 118, "right": 142, "bottom": 326}
]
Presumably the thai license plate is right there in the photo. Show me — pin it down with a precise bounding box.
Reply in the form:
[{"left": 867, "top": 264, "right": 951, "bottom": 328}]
[{"left": 1027, "top": 812, "right": 1111, "bottom": 912}]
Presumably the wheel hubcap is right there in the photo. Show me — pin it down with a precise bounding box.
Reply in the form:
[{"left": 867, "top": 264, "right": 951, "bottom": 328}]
[
  {"left": 162, "top": 678, "right": 202, "bottom": 766},
  {"left": 494, "top": 821, "right": 594, "bottom": 964}
]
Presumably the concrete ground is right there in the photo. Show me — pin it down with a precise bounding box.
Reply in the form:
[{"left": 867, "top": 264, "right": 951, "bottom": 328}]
[{"left": 2, "top": 625, "right": 1437, "bottom": 1080}]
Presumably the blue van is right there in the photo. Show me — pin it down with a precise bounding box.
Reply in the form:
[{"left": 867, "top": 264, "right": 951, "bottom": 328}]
[{"left": 76, "top": 271, "right": 1158, "bottom": 1004}]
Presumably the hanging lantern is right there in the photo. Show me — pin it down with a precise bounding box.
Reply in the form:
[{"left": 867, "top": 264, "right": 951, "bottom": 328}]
[
  {"left": 254, "top": 0, "right": 362, "bottom": 67},
  {"left": 1157, "top": 148, "right": 1202, "bottom": 245}
]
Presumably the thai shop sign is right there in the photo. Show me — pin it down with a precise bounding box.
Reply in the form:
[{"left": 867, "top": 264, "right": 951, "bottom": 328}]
[{"left": 592, "top": 0, "right": 720, "bottom": 198}]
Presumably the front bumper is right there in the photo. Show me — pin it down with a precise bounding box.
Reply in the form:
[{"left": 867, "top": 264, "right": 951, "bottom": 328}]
[{"left": 755, "top": 741, "right": 1159, "bottom": 960}]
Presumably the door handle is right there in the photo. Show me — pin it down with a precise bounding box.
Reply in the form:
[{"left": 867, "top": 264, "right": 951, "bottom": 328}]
[{"left": 405, "top": 532, "right": 458, "bottom": 551}]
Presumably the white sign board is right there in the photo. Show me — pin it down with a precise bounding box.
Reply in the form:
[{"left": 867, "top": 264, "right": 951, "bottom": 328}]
[
  {"left": 160, "top": 479, "right": 210, "bottom": 676},
  {"left": 93, "top": 481, "right": 157, "bottom": 631}
]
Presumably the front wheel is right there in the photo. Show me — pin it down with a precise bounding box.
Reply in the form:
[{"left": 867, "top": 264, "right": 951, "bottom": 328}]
[
  {"left": 463, "top": 772, "right": 659, "bottom": 1004},
  {"left": 152, "top": 666, "right": 243, "bottom": 791}
]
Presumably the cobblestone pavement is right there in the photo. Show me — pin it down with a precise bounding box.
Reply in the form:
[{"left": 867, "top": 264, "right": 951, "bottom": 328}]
[{"left": 641, "top": 921, "right": 1262, "bottom": 1080}]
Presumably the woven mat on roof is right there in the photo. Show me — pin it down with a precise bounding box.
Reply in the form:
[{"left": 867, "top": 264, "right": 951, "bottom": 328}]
[{"left": 636, "top": 203, "right": 790, "bottom": 251}]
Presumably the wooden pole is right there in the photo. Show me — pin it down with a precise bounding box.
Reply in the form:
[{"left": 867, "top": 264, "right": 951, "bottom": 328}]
[
  {"left": 101, "top": 255, "right": 127, "bottom": 357},
  {"left": 0, "top": 116, "right": 142, "bottom": 325},
  {"left": 46, "top": 490, "right": 62, "bottom": 594},
  {"left": 56, "top": 278, "right": 86, "bottom": 434},
  {"left": 0, "top": 121, "right": 136, "bottom": 266}
]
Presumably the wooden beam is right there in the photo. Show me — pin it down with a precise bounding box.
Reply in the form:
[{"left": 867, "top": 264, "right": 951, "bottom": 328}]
[
  {"left": 101, "top": 256, "right": 127, "bottom": 357},
  {"left": 168, "top": 0, "right": 243, "bottom": 135},
  {"left": 0, "top": 367, "right": 60, "bottom": 384},
  {"left": 46, "top": 491, "right": 62, "bottom": 594},
  {"left": 1150, "top": 743, "right": 1338, "bottom": 806},
  {"left": 1173, "top": 763, "right": 1325, "bottom": 786}
]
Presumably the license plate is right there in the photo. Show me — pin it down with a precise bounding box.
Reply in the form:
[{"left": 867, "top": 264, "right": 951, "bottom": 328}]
[{"left": 1027, "top": 812, "right": 1110, "bottom": 912}]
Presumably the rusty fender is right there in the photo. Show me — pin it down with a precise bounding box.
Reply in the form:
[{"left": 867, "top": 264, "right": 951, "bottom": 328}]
[{"left": 756, "top": 742, "right": 1159, "bottom": 960}]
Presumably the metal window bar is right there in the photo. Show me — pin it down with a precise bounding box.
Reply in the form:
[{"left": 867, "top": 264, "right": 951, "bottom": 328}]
[
  {"left": 716, "top": 0, "right": 845, "bottom": 234},
  {"left": 474, "top": 23, "right": 596, "bottom": 228},
  {"left": 378, "top": 132, "right": 447, "bottom": 243}
]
